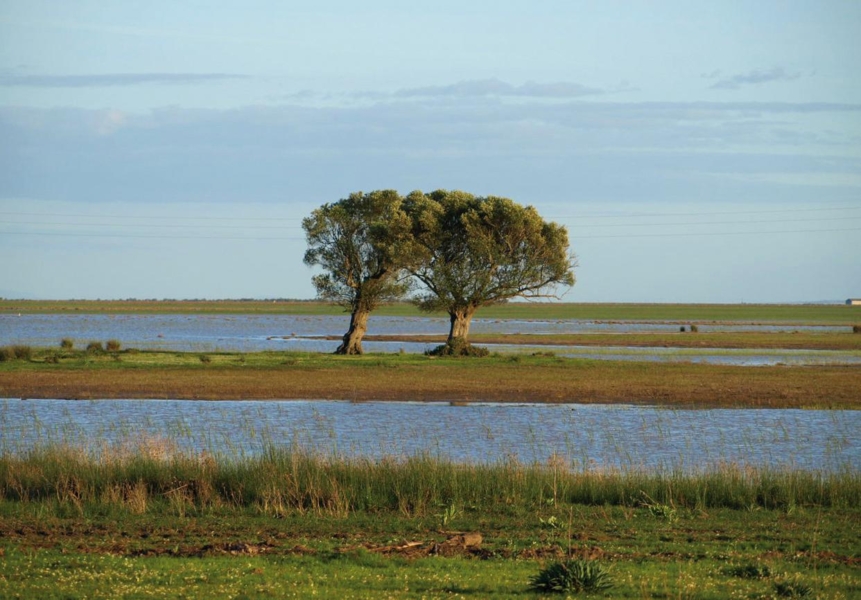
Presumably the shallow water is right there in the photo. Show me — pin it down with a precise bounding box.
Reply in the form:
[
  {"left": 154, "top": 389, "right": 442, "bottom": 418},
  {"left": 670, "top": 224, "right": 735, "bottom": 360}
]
[
  {"left": 1, "top": 399, "right": 857, "bottom": 472},
  {"left": 2, "top": 314, "right": 857, "bottom": 365}
]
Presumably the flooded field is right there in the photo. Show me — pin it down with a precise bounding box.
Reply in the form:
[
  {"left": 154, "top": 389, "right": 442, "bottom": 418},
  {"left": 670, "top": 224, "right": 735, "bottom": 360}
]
[
  {"left": 3, "top": 314, "right": 858, "bottom": 365},
  {"left": 2, "top": 399, "right": 858, "bottom": 472}
]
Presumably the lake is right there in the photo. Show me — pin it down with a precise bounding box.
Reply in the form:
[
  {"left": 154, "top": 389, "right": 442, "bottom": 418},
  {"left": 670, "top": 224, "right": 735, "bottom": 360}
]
[
  {"left": 3, "top": 314, "right": 858, "bottom": 365},
  {"left": 2, "top": 399, "right": 857, "bottom": 472}
]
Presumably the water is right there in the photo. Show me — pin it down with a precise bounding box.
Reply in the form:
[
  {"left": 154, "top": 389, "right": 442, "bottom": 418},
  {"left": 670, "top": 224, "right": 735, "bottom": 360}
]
[
  {"left": 3, "top": 314, "right": 858, "bottom": 365},
  {"left": 2, "top": 399, "right": 857, "bottom": 472}
]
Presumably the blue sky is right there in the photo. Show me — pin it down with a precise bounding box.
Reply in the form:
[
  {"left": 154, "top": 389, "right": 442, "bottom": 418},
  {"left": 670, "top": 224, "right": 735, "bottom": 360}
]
[{"left": 1, "top": 1, "right": 859, "bottom": 302}]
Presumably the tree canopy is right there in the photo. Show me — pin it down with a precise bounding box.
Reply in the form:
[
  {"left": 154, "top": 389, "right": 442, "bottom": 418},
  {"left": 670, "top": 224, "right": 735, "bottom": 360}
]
[
  {"left": 302, "top": 190, "right": 413, "bottom": 354},
  {"left": 405, "top": 190, "right": 575, "bottom": 348},
  {"left": 303, "top": 189, "right": 576, "bottom": 355}
]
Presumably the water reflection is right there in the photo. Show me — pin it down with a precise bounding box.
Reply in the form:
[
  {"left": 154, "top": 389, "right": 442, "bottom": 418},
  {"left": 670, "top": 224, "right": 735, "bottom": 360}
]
[
  {"left": 2, "top": 399, "right": 857, "bottom": 472},
  {"left": 2, "top": 314, "right": 858, "bottom": 365}
]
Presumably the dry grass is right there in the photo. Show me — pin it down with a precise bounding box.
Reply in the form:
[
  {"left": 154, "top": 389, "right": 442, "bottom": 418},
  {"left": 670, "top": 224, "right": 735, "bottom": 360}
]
[{"left": 2, "top": 357, "right": 859, "bottom": 408}]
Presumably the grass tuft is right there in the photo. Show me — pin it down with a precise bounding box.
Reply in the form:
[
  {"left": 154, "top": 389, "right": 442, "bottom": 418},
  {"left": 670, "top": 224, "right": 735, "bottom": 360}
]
[{"left": 528, "top": 560, "right": 613, "bottom": 594}]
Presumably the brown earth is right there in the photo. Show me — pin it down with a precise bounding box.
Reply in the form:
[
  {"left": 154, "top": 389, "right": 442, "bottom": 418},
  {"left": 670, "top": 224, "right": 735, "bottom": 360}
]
[{"left": 2, "top": 361, "right": 859, "bottom": 408}]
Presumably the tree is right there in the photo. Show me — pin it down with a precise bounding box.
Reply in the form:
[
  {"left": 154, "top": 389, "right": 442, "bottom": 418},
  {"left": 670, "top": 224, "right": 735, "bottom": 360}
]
[
  {"left": 303, "top": 190, "right": 413, "bottom": 354},
  {"left": 405, "top": 190, "right": 575, "bottom": 351}
]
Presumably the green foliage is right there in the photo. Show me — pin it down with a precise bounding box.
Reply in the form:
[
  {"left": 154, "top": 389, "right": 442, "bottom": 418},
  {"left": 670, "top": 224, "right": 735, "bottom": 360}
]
[
  {"left": 302, "top": 190, "right": 415, "bottom": 313},
  {"left": 723, "top": 563, "right": 771, "bottom": 579},
  {"left": 86, "top": 341, "right": 105, "bottom": 354},
  {"left": 425, "top": 338, "right": 489, "bottom": 357},
  {"left": 60, "top": 338, "right": 74, "bottom": 349},
  {"left": 405, "top": 190, "right": 575, "bottom": 342},
  {"left": 774, "top": 580, "right": 812, "bottom": 597},
  {"left": 853, "top": 324, "right": 861, "bottom": 334},
  {"left": 106, "top": 339, "right": 121, "bottom": 352},
  {"left": 0, "top": 345, "right": 32, "bottom": 362},
  {"left": 529, "top": 560, "right": 613, "bottom": 594}
]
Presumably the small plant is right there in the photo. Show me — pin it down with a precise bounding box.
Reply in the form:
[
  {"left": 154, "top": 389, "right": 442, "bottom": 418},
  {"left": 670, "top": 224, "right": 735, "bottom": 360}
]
[
  {"left": 436, "top": 503, "right": 460, "bottom": 527},
  {"left": 724, "top": 563, "right": 771, "bottom": 579},
  {"left": 679, "top": 325, "right": 686, "bottom": 332},
  {"left": 0, "top": 347, "right": 14, "bottom": 362},
  {"left": 641, "top": 493, "right": 677, "bottom": 523},
  {"left": 774, "top": 580, "right": 812, "bottom": 598},
  {"left": 106, "top": 339, "right": 121, "bottom": 352},
  {"left": 86, "top": 341, "right": 104, "bottom": 354},
  {"left": 853, "top": 324, "right": 861, "bottom": 334},
  {"left": 529, "top": 560, "right": 613, "bottom": 594},
  {"left": 689, "top": 324, "right": 698, "bottom": 333},
  {"left": 539, "top": 515, "right": 561, "bottom": 530},
  {"left": 60, "top": 338, "right": 74, "bottom": 350},
  {"left": 199, "top": 354, "right": 212, "bottom": 364},
  {"left": 44, "top": 352, "right": 61, "bottom": 364}
]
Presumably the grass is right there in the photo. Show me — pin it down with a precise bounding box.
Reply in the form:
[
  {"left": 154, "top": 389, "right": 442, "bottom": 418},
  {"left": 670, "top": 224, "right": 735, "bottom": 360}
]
[
  {"left": 1, "top": 348, "right": 860, "bottom": 408},
  {"left": 0, "top": 444, "right": 858, "bottom": 598},
  {"left": 3, "top": 299, "right": 860, "bottom": 323}
]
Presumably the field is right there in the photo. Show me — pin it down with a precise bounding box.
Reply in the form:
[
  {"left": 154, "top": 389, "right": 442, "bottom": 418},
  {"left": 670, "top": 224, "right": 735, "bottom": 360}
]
[
  {"left": 1, "top": 446, "right": 859, "bottom": 599},
  {"left": 1, "top": 349, "right": 861, "bottom": 408},
  {"left": 1, "top": 301, "right": 860, "bottom": 597},
  {"left": 3, "top": 298, "right": 860, "bottom": 323}
]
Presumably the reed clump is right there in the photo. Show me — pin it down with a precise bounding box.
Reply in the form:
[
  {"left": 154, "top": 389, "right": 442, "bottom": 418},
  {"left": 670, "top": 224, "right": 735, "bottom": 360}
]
[
  {"left": 0, "top": 345, "right": 33, "bottom": 362},
  {"left": 1, "top": 444, "right": 858, "bottom": 516}
]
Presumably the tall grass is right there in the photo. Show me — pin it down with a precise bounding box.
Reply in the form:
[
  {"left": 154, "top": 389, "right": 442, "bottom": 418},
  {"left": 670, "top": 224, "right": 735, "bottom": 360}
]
[{"left": 1, "top": 443, "right": 857, "bottom": 516}]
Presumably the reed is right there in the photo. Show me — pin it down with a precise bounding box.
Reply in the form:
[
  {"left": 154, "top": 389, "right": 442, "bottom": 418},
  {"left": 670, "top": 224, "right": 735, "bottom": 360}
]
[{"left": 1, "top": 444, "right": 857, "bottom": 516}]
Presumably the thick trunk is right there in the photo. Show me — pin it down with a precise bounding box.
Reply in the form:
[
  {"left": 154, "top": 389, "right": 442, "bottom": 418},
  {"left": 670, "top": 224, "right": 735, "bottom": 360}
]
[
  {"left": 335, "top": 309, "right": 370, "bottom": 355},
  {"left": 447, "top": 307, "right": 476, "bottom": 343}
]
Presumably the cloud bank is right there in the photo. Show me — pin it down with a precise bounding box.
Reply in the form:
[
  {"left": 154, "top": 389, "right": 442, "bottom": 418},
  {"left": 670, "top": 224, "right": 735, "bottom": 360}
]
[
  {"left": 709, "top": 67, "right": 802, "bottom": 90},
  {"left": 395, "top": 78, "right": 604, "bottom": 98},
  {"left": 0, "top": 72, "right": 249, "bottom": 88}
]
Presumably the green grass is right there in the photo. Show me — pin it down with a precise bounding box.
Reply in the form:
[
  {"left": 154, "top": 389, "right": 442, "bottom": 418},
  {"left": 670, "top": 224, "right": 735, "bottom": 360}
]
[
  {"left": 0, "top": 445, "right": 858, "bottom": 598},
  {"left": 3, "top": 299, "right": 859, "bottom": 323}
]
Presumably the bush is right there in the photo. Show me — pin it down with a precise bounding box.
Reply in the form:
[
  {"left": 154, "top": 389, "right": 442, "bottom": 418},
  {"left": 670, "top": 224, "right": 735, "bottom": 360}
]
[
  {"left": 426, "top": 337, "right": 490, "bottom": 357},
  {"left": 853, "top": 325, "right": 861, "bottom": 334},
  {"left": 106, "top": 339, "right": 121, "bottom": 352},
  {"left": 529, "top": 560, "right": 613, "bottom": 594},
  {"left": 199, "top": 354, "right": 212, "bottom": 364},
  {"left": 689, "top": 324, "right": 699, "bottom": 333},
  {"left": 679, "top": 325, "right": 686, "bottom": 332},
  {"left": 60, "top": 338, "right": 74, "bottom": 350},
  {"left": 774, "top": 580, "right": 812, "bottom": 598},
  {"left": 0, "top": 345, "right": 33, "bottom": 362},
  {"left": 86, "top": 341, "right": 104, "bottom": 354}
]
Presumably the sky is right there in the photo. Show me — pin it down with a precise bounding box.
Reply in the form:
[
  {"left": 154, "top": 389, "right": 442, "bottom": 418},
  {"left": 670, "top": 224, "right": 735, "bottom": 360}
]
[{"left": 1, "top": 1, "right": 860, "bottom": 303}]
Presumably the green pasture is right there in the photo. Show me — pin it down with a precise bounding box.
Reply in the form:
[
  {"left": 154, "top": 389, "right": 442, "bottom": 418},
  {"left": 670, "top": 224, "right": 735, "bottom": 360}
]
[
  {"left": 3, "top": 299, "right": 859, "bottom": 323},
  {"left": 1, "top": 446, "right": 859, "bottom": 598}
]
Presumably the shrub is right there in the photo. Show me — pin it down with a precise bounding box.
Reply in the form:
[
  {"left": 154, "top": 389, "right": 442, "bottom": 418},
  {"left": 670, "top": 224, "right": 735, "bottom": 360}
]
[
  {"left": 0, "top": 345, "right": 33, "bottom": 362},
  {"left": 774, "top": 580, "right": 812, "bottom": 598},
  {"left": 724, "top": 564, "right": 771, "bottom": 579},
  {"left": 60, "top": 338, "right": 74, "bottom": 350},
  {"left": 529, "top": 560, "right": 613, "bottom": 594},
  {"left": 679, "top": 325, "right": 686, "bottom": 332},
  {"left": 853, "top": 325, "right": 861, "bottom": 334},
  {"left": 106, "top": 339, "right": 121, "bottom": 352},
  {"left": 199, "top": 354, "right": 212, "bottom": 364},
  {"left": 426, "top": 337, "right": 490, "bottom": 357},
  {"left": 689, "top": 324, "right": 699, "bottom": 333},
  {"left": 86, "top": 341, "right": 105, "bottom": 354}
]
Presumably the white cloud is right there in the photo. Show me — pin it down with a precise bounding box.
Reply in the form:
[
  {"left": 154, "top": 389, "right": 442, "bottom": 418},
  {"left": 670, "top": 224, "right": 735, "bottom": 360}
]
[{"left": 709, "top": 67, "right": 802, "bottom": 90}]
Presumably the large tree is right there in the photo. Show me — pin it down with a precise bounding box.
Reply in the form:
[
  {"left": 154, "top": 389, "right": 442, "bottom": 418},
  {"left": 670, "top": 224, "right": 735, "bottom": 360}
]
[
  {"left": 303, "top": 190, "right": 413, "bottom": 354},
  {"left": 405, "top": 190, "right": 575, "bottom": 350}
]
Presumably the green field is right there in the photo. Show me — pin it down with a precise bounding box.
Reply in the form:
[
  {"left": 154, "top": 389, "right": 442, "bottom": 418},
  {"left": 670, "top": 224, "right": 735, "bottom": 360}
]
[
  {"left": 1, "top": 446, "right": 859, "bottom": 599},
  {"left": 2, "top": 299, "right": 859, "bottom": 323}
]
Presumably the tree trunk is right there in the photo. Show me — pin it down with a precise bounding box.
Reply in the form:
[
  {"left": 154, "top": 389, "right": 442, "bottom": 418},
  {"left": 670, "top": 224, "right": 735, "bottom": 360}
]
[
  {"left": 335, "top": 308, "right": 370, "bottom": 355},
  {"left": 447, "top": 307, "right": 476, "bottom": 343}
]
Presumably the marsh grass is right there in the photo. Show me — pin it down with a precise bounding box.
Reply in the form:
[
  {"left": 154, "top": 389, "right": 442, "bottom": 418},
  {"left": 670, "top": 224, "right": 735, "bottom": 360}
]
[
  {"left": 1, "top": 444, "right": 858, "bottom": 517},
  {"left": 0, "top": 345, "right": 32, "bottom": 362}
]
